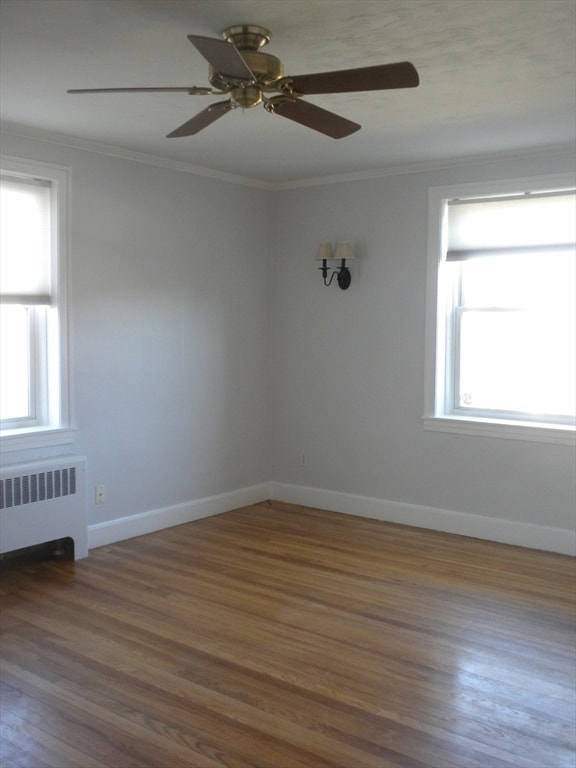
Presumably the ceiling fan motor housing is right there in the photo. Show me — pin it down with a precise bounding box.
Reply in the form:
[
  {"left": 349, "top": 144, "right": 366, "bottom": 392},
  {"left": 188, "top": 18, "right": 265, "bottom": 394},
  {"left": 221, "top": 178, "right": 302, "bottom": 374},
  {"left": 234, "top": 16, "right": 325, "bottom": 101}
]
[
  {"left": 208, "top": 51, "right": 284, "bottom": 91},
  {"left": 209, "top": 25, "right": 284, "bottom": 107}
]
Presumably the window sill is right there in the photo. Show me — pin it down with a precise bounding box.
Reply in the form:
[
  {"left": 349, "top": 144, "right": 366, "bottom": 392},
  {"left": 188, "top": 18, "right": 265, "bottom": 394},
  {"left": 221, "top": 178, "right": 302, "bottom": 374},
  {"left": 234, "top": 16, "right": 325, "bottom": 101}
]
[
  {"left": 423, "top": 416, "right": 576, "bottom": 446},
  {"left": 0, "top": 426, "right": 77, "bottom": 453}
]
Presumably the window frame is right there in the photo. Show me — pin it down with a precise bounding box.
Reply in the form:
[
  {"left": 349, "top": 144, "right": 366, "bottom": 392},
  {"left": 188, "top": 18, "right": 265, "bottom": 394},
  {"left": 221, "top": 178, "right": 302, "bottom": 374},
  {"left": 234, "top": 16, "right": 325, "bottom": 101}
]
[
  {"left": 0, "top": 155, "right": 75, "bottom": 452},
  {"left": 423, "top": 173, "right": 576, "bottom": 446}
]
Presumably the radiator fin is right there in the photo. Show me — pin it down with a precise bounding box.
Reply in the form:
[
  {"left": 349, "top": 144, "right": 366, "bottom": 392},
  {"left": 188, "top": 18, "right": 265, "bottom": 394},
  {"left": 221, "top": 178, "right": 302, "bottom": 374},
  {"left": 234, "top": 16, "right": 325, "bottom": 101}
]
[{"left": 0, "top": 467, "right": 77, "bottom": 510}]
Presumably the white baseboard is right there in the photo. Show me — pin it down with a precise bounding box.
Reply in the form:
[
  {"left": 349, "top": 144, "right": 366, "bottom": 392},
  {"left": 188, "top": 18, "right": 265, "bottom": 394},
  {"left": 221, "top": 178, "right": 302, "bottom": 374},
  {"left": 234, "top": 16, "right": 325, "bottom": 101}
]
[
  {"left": 88, "top": 482, "right": 270, "bottom": 550},
  {"left": 270, "top": 482, "right": 576, "bottom": 556},
  {"left": 87, "top": 480, "right": 575, "bottom": 556}
]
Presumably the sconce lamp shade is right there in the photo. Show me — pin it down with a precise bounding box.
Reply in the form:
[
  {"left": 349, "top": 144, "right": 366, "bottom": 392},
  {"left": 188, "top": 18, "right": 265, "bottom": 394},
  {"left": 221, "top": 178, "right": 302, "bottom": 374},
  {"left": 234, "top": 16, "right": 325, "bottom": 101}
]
[
  {"left": 316, "top": 242, "right": 335, "bottom": 261},
  {"left": 334, "top": 241, "right": 355, "bottom": 261}
]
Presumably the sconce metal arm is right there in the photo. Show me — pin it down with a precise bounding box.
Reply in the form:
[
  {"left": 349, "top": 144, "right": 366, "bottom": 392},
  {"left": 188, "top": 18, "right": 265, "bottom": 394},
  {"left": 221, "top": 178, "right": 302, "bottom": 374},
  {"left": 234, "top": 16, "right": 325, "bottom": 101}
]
[
  {"left": 319, "top": 259, "right": 351, "bottom": 290},
  {"left": 319, "top": 261, "right": 338, "bottom": 286}
]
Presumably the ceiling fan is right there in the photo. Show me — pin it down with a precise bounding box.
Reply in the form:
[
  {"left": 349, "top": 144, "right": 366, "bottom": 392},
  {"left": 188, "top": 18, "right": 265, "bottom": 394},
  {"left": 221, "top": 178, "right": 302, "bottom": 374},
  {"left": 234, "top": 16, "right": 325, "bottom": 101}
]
[{"left": 68, "top": 24, "right": 419, "bottom": 139}]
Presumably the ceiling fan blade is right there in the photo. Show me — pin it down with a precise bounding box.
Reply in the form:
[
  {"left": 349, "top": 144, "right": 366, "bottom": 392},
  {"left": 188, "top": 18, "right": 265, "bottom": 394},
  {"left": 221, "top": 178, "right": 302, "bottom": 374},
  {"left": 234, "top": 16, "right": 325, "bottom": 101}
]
[
  {"left": 167, "top": 101, "right": 233, "bottom": 137},
  {"left": 187, "top": 34, "right": 254, "bottom": 81},
  {"left": 67, "top": 86, "right": 218, "bottom": 95},
  {"left": 270, "top": 99, "right": 360, "bottom": 139},
  {"left": 286, "top": 62, "right": 419, "bottom": 95}
]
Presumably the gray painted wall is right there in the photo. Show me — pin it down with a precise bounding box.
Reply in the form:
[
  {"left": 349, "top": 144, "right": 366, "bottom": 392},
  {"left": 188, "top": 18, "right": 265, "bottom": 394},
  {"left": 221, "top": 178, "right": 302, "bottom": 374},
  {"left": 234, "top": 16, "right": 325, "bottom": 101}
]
[
  {"left": 270, "top": 151, "right": 576, "bottom": 534},
  {"left": 1, "top": 133, "right": 271, "bottom": 528},
  {"left": 2, "top": 131, "right": 574, "bottom": 548}
]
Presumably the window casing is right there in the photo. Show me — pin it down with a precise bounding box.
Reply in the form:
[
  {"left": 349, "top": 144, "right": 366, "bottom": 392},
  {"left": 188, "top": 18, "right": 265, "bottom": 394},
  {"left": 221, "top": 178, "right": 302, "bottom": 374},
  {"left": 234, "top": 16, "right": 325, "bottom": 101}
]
[
  {"left": 424, "top": 174, "right": 576, "bottom": 445},
  {"left": 0, "top": 156, "right": 74, "bottom": 451}
]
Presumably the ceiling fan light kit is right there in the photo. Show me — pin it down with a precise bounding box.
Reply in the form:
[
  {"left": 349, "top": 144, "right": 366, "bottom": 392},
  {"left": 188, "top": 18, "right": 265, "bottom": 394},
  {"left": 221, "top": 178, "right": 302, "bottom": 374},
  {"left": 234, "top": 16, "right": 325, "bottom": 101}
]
[{"left": 68, "top": 24, "right": 419, "bottom": 140}]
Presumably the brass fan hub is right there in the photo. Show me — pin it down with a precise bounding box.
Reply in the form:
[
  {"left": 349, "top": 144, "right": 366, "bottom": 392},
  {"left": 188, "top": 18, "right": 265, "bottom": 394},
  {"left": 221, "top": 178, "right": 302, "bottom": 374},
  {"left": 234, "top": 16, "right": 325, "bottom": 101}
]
[
  {"left": 242, "top": 51, "right": 284, "bottom": 86},
  {"left": 208, "top": 25, "right": 284, "bottom": 98},
  {"left": 208, "top": 50, "right": 284, "bottom": 94},
  {"left": 230, "top": 85, "right": 262, "bottom": 109}
]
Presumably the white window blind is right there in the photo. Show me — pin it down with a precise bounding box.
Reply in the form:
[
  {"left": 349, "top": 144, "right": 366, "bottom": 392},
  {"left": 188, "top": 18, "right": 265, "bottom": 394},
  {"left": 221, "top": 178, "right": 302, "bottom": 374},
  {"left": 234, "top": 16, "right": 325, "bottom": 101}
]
[
  {"left": 446, "top": 190, "right": 576, "bottom": 261},
  {"left": 0, "top": 175, "right": 52, "bottom": 304}
]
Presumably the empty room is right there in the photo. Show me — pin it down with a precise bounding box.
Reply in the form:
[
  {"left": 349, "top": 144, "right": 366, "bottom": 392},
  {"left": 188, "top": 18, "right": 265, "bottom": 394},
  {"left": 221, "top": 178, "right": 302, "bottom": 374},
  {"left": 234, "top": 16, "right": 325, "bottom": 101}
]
[{"left": 0, "top": 1, "right": 575, "bottom": 766}]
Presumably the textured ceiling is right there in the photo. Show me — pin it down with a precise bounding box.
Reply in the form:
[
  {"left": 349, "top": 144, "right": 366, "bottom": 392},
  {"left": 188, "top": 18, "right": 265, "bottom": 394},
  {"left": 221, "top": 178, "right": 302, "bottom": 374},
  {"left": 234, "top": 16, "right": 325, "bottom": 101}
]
[{"left": 1, "top": 0, "right": 575, "bottom": 184}]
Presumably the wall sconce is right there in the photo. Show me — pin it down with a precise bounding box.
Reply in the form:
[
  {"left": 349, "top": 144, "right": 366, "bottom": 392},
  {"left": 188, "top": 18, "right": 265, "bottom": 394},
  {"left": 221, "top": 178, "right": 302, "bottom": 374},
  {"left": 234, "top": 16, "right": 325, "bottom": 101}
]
[{"left": 316, "top": 241, "right": 355, "bottom": 290}]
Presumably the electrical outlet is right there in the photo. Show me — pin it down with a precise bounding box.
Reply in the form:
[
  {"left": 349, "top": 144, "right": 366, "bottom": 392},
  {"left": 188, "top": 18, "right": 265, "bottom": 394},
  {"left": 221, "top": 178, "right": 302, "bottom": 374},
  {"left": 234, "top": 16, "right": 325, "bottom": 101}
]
[{"left": 95, "top": 484, "right": 105, "bottom": 504}]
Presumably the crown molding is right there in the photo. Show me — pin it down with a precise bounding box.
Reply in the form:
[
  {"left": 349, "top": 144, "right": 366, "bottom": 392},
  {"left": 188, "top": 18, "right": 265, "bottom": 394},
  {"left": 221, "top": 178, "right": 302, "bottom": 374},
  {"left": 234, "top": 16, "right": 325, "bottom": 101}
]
[
  {"left": 1, "top": 122, "right": 574, "bottom": 190},
  {"left": 272, "top": 143, "right": 576, "bottom": 189},
  {"left": 0, "top": 122, "right": 275, "bottom": 190}
]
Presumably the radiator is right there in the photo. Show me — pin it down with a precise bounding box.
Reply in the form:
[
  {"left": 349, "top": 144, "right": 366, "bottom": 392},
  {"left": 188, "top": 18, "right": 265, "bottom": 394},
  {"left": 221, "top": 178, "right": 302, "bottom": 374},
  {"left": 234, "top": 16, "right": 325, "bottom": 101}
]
[{"left": 0, "top": 455, "right": 88, "bottom": 559}]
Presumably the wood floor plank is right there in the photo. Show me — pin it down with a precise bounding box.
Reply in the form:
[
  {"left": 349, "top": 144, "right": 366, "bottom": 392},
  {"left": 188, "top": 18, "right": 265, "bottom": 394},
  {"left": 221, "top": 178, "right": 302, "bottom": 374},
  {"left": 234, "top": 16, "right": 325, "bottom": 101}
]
[{"left": 1, "top": 502, "right": 574, "bottom": 767}]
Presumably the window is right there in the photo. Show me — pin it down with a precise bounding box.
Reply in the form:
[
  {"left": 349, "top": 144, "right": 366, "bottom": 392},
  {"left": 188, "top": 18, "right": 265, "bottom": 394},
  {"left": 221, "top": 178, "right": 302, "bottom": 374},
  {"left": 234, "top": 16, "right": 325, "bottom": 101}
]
[
  {"left": 0, "top": 156, "right": 73, "bottom": 451},
  {"left": 424, "top": 174, "right": 576, "bottom": 444}
]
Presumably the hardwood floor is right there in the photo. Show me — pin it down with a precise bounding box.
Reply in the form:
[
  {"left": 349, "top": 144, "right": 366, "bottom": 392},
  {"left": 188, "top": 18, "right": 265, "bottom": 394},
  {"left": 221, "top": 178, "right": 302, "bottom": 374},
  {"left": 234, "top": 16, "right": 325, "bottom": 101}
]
[{"left": 1, "top": 501, "right": 574, "bottom": 768}]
